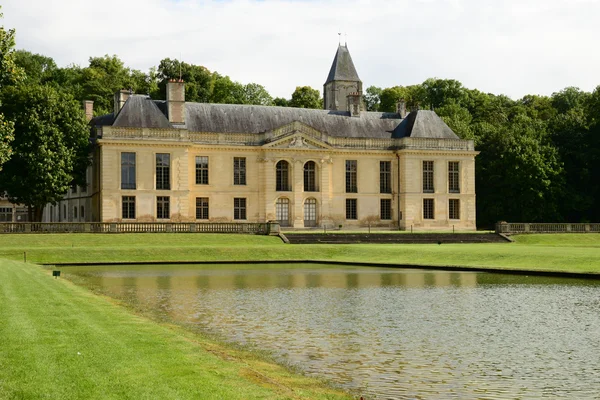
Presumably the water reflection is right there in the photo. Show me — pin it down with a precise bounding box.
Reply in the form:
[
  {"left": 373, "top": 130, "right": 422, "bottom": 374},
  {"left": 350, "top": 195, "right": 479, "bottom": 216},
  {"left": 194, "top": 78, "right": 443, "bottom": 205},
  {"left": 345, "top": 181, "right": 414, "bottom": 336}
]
[{"left": 67, "top": 264, "right": 600, "bottom": 400}]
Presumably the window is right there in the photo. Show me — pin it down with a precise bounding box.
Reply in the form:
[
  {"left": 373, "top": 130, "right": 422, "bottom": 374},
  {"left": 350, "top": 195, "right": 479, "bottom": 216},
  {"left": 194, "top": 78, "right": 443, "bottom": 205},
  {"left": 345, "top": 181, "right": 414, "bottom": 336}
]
[
  {"left": 304, "top": 198, "right": 317, "bottom": 227},
  {"left": 423, "top": 199, "right": 434, "bottom": 220},
  {"left": 304, "top": 161, "right": 317, "bottom": 192},
  {"left": 275, "top": 198, "right": 290, "bottom": 226},
  {"left": 448, "top": 161, "right": 460, "bottom": 193},
  {"left": 63, "top": 204, "right": 66, "bottom": 220},
  {"left": 121, "top": 152, "right": 136, "bottom": 190},
  {"left": 73, "top": 206, "right": 78, "bottom": 219},
  {"left": 381, "top": 199, "right": 391, "bottom": 220},
  {"left": 423, "top": 161, "right": 434, "bottom": 193},
  {"left": 0, "top": 207, "right": 12, "bottom": 222},
  {"left": 196, "top": 197, "right": 209, "bottom": 220},
  {"left": 122, "top": 196, "right": 136, "bottom": 219},
  {"left": 346, "top": 199, "right": 357, "bottom": 220},
  {"left": 80, "top": 206, "right": 85, "bottom": 220},
  {"left": 276, "top": 161, "right": 291, "bottom": 191},
  {"left": 195, "top": 156, "right": 209, "bottom": 185},
  {"left": 449, "top": 199, "right": 460, "bottom": 220},
  {"left": 233, "top": 157, "right": 246, "bottom": 185},
  {"left": 234, "top": 198, "right": 247, "bottom": 220},
  {"left": 157, "top": 196, "right": 170, "bottom": 219},
  {"left": 156, "top": 153, "right": 170, "bottom": 190},
  {"left": 380, "top": 161, "right": 391, "bottom": 193},
  {"left": 71, "top": 184, "right": 77, "bottom": 194},
  {"left": 346, "top": 160, "right": 357, "bottom": 193}
]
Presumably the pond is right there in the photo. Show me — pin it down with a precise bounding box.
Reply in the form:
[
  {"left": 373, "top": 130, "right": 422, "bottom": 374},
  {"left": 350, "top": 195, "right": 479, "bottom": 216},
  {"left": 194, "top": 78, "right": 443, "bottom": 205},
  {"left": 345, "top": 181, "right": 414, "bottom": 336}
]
[{"left": 64, "top": 264, "right": 600, "bottom": 399}]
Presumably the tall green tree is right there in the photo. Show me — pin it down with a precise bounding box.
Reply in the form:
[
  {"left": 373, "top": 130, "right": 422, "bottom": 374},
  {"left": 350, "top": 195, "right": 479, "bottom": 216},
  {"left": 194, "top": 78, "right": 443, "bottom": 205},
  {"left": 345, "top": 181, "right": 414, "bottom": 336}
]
[
  {"left": 364, "top": 86, "right": 382, "bottom": 111},
  {"left": 157, "top": 58, "right": 212, "bottom": 103},
  {"left": 242, "top": 83, "right": 273, "bottom": 106},
  {"left": 0, "top": 6, "right": 22, "bottom": 171},
  {"left": 0, "top": 85, "right": 90, "bottom": 221},
  {"left": 289, "top": 86, "right": 321, "bottom": 109}
]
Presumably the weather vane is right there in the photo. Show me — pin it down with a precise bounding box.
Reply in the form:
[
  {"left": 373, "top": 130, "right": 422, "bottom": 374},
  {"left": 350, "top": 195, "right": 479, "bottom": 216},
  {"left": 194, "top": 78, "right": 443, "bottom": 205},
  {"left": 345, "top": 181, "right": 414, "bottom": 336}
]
[{"left": 338, "top": 30, "right": 341, "bottom": 44}]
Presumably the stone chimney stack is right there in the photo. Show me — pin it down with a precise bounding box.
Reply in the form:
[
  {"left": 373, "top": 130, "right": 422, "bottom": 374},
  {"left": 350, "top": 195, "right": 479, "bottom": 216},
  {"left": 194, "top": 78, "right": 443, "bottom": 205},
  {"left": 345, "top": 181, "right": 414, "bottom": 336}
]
[
  {"left": 397, "top": 99, "right": 407, "bottom": 118},
  {"left": 346, "top": 92, "right": 362, "bottom": 117},
  {"left": 83, "top": 100, "right": 94, "bottom": 122},
  {"left": 167, "top": 79, "right": 185, "bottom": 125},
  {"left": 114, "top": 89, "right": 131, "bottom": 116}
]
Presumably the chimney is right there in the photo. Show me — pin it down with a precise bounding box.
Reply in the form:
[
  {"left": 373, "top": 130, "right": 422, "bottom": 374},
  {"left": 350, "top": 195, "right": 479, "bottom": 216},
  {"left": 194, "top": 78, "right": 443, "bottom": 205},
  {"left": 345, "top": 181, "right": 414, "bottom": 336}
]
[
  {"left": 83, "top": 100, "right": 94, "bottom": 122},
  {"left": 396, "top": 99, "right": 407, "bottom": 118},
  {"left": 167, "top": 79, "right": 185, "bottom": 124},
  {"left": 411, "top": 102, "right": 420, "bottom": 113},
  {"left": 346, "top": 92, "right": 362, "bottom": 117},
  {"left": 114, "top": 89, "right": 131, "bottom": 116}
]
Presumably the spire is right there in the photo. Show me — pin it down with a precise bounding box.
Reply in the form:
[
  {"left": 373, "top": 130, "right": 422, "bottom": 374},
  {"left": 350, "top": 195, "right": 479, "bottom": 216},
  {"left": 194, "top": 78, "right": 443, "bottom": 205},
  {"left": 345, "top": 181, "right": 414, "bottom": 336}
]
[{"left": 325, "top": 44, "right": 361, "bottom": 84}]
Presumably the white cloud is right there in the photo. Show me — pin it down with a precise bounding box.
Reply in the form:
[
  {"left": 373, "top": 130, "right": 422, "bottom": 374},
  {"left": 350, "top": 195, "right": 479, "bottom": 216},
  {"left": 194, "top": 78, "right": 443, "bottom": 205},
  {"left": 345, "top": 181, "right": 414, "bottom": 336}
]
[{"left": 3, "top": 0, "right": 600, "bottom": 99}]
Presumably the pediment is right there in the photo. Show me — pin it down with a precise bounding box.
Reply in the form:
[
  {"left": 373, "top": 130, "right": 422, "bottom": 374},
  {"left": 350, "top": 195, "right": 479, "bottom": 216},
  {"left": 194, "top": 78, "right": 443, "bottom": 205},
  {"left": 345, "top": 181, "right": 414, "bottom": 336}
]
[
  {"left": 269, "top": 120, "right": 323, "bottom": 140},
  {"left": 262, "top": 132, "right": 332, "bottom": 150}
]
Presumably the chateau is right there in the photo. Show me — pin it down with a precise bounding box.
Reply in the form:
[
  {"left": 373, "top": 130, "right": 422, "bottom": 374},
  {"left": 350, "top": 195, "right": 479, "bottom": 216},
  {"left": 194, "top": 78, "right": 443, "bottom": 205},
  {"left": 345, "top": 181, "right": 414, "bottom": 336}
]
[{"left": 41, "top": 44, "right": 478, "bottom": 230}]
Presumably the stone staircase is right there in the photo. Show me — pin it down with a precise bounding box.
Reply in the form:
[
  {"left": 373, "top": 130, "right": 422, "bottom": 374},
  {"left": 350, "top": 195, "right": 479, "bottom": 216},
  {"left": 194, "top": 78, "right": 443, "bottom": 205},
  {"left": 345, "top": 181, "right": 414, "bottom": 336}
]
[{"left": 284, "top": 233, "right": 510, "bottom": 244}]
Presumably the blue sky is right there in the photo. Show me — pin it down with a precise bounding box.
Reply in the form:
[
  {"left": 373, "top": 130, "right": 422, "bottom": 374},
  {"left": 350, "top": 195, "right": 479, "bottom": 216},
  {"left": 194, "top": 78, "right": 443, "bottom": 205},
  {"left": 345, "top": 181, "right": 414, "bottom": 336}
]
[{"left": 3, "top": 0, "right": 600, "bottom": 99}]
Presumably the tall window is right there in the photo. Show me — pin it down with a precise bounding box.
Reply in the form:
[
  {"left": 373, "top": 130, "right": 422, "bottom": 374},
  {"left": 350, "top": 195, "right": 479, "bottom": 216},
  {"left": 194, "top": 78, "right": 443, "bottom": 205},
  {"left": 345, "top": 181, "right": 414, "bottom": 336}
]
[
  {"left": 195, "top": 156, "right": 209, "bottom": 185},
  {"left": 276, "top": 161, "right": 291, "bottom": 191},
  {"left": 156, "top": 153, "right": 170, "bottom": 190},
  {"left": 423, "top": 199, "right": 434, "bottom": 220},
  {"left": 73, "top": 206, "right": 77, "bottom": 219},
  {"left": 380, "top": 161, "right": 391, "bottom": 193},
  {"left": 80, "top": 206, "right": 85, "bottom": 220},
  {"left": 304, "top": 198, "right": 317, "bottom": 227},
  {"left": 448, "top": 161, "right": 460, "bottom": 193},
  {"left": 381, "top": 199, "right": 391, "bottom": 220},
  {"left": 0, "top": 207, "right": 11, "bottom": 222},
  {"left": 157, "top": 196, "right": 170, "bottom": 219},
  {"left": 121, "top": 152, "right": 136, "bottom": 190},
  {"left": 304, "top": 161, "right": 317, "bottom": 192},
  {"left": 449, "top": 199, "right": 460, "bottom": 220},
  {"left": 234, "top": 198, "right": 247, "bottom": 220},
  {"left": 196, "top": 197, "right": 209, "bottom": 220},
  {"left": 346, "top": 160, "right": 357, "bottom": 193},
  {"left": 275, "top": 198, "right": 290, "bottom": 226},
  {"left": 346, "top": 199, "right": 357, "bottom": 220},
  {"left": 423, "top": 161, "right": 434, "bottom": 193},
  {"left": 122, "top": 196, "right": 136, "bottom": 219},
  {"left": 234, "top": 157, "right": 246, "bottom": 185}
]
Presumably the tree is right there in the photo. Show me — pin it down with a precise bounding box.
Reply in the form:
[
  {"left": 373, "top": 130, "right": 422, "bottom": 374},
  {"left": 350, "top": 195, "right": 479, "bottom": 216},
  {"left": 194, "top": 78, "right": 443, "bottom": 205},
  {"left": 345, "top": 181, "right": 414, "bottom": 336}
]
[
  {"left": 273, "top": 97, "right": 289, "bottom": 107},
  {"left": 210, "top": 74, "right": 245, "bottom": 104},
  {"left": 289, "top": 86, "right": 321, "bottom": 109},
  {"left": 364, "top": 86, "right": 382, "bottom": 111},
  {"left": 14, "top": 50, "right": 57, "bottom": 85},
  {"left": 0, "top": 6, "right": 22, "bottom": 171},
  {"left": 0, "top": 85, "right": 90, "bottom": 221},
  {"left": 242, "top": 83, "right": 273, "bottom": 106},
  {"left": 157, "top": 58, "right": 213, "bottom": 103}
]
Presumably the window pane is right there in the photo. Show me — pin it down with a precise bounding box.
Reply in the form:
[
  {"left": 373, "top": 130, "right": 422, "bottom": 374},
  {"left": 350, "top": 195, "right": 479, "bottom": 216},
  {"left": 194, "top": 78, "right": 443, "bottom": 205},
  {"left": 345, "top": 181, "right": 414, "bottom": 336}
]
[
  {"left": 304, "top": 161, "right": 317, "bottom": 192},
  {"left": 196, "top": 197, "right": 209, "bottom": 220},
  {"left": 234, "top": 197, "right": 246, "bottom": 220},
  {"left": 234, "top": 157, "right": 246, "bottom": 185},
  {"left": 122, "top": 196, "right": 136, "bottom": 219},
  {"left": 449, "top": 199, "right": 460, "bottom": 220},
  {"left": 380, "top": 199, "right": 391, "bottom": 220},
  {"left": 195, "top": 156, "right": 209, "bottom": 185},
  {"left": 156, "top": 154, "right": 170, "bottom": 190},
  {"left": 423, "top": 161, "right": 434, "bottom": 193},
  {"left": 346, "top": 198, "right": 357, "bottom": 220},
  {"left": 121, "top": 152, "right": 136, "bottom": 190},
  {"left": 276, "top": 161, "right": 290, "bottom": 191},
  {"left": 380, "top": 161, "right": 391, "bottom": 193},
  {"left": 157, "top": 196, "right": 170, "bottom": 219},
  {"left": 346, "top": 160, "right": 357, "bottom": 193},
  {"left": 448, "top": 161, "right": 460, "bottom": 193},
  {"left": 423, "top": 198, "right": 434, "bottom": 219}
]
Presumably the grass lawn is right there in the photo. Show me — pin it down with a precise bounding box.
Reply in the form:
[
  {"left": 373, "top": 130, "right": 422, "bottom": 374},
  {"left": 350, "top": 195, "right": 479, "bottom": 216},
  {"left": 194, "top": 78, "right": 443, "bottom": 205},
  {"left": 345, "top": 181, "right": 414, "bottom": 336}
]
[
  {"left": 0, "top": 258, "right": 351, "bottom": 400},
  {"left": 0, "top": 233, "right": 599, "bottom": 274}
]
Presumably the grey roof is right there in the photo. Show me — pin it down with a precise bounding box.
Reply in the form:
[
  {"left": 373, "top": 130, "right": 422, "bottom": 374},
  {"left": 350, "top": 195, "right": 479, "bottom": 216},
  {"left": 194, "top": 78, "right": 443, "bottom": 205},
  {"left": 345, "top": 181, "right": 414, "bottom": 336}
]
[
  {"left": 184, "top": 103, "right": 399, "bottom": 138},
  {"left": 112, "top": 95, "right": 172, "bottom": 129},
  {"left": 94, "top": 96, "right": 460, "bottom": 140},
  {"left": 325, "top": 44, "right": 361, "bottom": 84},
  {"left": 392, "top": 110, "right": 459, "bottom": 139}
]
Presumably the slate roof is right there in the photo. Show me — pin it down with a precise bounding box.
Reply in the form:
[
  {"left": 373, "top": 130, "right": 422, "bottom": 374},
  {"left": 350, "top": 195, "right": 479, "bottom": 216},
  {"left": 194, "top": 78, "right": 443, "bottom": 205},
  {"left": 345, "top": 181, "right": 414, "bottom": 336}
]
[
  {"left": 93, "top": 97, "right": 460, "bottom": 140},
  {"left": 325, "top": 44, "right": 361, "bottom": 84}
]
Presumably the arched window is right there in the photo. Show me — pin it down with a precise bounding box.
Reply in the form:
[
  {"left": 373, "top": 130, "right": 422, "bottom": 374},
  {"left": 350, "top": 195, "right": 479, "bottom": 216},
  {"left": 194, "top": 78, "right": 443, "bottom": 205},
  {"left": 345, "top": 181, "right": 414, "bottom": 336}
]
[
  {"left": 276, "top": 161, "right": 291, "bottom": 191},
  {"left": 304, "top": 198, "right": 317, "bottom": 227},
  {"left": 304, "top": 161, "right": 317, "bottom": 192},
  {"left": 276, "top": 198, "right": 290, "bottom": 227}
]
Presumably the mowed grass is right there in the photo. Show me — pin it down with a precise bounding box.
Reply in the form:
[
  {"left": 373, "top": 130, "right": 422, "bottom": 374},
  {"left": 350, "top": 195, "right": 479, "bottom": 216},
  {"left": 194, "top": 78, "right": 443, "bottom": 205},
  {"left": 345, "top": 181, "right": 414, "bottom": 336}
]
[
  {"left": 0, "top": 232, "right": 599, "bottom": 274},
  {"left": 0, "top": 258, "right": 351, "bottom": 400}
]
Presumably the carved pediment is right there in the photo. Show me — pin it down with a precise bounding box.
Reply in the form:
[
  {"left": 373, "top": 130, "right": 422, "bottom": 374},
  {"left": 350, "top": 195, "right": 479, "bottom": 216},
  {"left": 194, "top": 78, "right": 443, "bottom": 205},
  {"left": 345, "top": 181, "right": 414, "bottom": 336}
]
[
  {"left": 270, "top": 120, "right": 323, "bottom": 140},
  {"left": 262, "top": 132, "right": 331, "bottom": 150}
]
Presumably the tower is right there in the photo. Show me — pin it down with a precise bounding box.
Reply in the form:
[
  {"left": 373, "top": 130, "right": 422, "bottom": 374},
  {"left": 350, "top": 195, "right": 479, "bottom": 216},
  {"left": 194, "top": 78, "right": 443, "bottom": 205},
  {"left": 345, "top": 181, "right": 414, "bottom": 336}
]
[{"left": 323, "top": 44, "right": 363, "bottom": 112}]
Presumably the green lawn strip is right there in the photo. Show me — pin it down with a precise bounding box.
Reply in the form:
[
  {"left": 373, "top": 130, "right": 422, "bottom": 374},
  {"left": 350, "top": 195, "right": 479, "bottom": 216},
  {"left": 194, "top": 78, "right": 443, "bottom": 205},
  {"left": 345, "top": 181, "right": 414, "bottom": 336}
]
[
  {"left": 0, "top": 233, "right": 599, "bottom": 274},
  {"left": 0, "top": 259, "right": 351, "bottom": 400}
]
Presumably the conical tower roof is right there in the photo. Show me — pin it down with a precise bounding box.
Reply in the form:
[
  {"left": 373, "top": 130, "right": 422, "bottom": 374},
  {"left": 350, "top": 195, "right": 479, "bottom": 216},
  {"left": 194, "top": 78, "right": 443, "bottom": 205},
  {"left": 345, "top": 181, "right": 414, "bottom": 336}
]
[{"left": 325, "top": 44, "right": 361, "bottom": 84}]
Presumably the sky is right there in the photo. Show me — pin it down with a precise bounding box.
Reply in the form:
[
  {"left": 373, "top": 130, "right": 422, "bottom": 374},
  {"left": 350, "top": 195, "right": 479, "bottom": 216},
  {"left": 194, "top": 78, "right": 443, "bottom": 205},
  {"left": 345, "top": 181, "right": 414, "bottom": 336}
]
[{"left": 3, "top": 0, "right": 600, "bottom": 100}]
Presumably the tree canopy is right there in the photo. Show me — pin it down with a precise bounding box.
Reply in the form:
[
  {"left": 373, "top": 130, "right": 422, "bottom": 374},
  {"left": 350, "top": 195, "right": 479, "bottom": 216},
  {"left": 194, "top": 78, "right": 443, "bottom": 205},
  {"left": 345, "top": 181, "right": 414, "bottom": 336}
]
[{"left": 289, "top": 86, "right": 321, "bottom": 109}]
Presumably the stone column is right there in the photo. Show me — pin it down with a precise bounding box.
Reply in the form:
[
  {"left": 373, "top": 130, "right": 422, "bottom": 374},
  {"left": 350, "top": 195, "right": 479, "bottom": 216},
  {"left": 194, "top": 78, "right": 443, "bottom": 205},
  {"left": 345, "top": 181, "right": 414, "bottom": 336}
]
[
  {"left": 320, "top": 157, "right": 333, "bottom": 227},
  {"left": 293, "top": 158, "right": 304, "bottom": 228}
]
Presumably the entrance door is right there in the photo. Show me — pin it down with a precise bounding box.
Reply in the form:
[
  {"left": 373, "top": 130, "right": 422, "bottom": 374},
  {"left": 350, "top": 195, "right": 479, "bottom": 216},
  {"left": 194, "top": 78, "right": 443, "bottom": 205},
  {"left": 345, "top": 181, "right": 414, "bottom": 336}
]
[
  {"left": 304, "top": 198, "right": 317, "bottom": 227},
  {"left": 276, "top": 198, "right": 290, "bottom": 227}
]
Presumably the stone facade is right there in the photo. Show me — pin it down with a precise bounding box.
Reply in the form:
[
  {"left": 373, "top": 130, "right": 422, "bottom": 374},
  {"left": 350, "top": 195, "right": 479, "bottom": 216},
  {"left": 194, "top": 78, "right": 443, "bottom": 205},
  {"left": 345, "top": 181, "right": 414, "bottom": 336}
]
[{"left": 41, "top": 45, "right": 478, "bottom": 230}]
